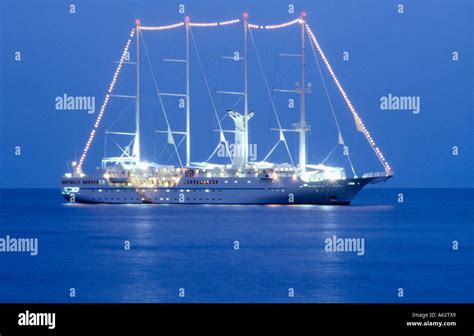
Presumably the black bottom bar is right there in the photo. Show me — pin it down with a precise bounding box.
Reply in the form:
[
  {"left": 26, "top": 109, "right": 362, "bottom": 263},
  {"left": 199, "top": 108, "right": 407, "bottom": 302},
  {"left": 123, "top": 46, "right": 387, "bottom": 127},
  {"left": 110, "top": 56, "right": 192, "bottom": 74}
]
[{"left": 0, "top": 304, "right": 472, "bottom": 334}]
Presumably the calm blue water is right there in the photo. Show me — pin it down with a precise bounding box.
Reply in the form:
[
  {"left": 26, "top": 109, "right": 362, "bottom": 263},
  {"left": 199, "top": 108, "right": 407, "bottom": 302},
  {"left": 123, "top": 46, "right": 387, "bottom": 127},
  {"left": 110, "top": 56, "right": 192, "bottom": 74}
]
[{"left": 0, "top": 188, "right": 472, "bottom": 303}]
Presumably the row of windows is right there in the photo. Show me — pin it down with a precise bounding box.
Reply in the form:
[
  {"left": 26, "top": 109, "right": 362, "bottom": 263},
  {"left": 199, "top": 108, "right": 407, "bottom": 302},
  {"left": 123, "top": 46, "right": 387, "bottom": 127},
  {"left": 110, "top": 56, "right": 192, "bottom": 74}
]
[
  {"left": 153, "top": 189, "right": 222, "bottom": 193},
  {"left": 91, "top": 198, "right": 140, "bottom": 201},
  {"left": 183, "top": 179, "right": 218, "bottom": 185},
  {"left": 91, "top": 189, "right": 136, "bottom": 192},
  {"left": 83, "top": 180, "right": 100, "bottom": 185},
  {"left": 62, "top": 180, "right": 101, "bottom": 185},
  {"left": 154, "top": 198, "right": 223, "bottom": 202},
  {"left": 62, "top": 180, "right": 80, "bottom": 185}
]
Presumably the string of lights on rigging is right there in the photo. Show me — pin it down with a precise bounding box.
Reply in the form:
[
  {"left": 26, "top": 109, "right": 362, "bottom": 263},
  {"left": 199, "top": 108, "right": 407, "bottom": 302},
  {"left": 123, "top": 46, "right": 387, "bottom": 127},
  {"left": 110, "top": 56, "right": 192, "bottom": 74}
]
[{"left": 248, "top": 18, "right": 301, "bottom": 30}]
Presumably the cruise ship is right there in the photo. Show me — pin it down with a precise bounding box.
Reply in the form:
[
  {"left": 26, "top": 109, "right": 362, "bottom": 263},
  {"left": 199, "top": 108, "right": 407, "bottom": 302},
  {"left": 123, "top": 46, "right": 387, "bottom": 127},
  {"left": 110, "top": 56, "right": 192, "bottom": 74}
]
[{"left": 61, "top": 13, "right": 393, "bottom": 205}]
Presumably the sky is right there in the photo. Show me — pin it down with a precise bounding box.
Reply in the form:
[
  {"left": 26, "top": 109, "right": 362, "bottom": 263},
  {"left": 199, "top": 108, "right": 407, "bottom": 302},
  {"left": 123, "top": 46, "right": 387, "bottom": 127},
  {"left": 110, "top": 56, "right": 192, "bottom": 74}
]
[{"left": 0, "top": 0, "right": 472, "bottom": 188}]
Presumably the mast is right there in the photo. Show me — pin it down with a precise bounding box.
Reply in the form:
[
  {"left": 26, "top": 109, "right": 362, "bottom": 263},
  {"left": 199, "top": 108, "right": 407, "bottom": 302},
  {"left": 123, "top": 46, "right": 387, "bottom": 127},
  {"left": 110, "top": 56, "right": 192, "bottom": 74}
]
[
  {"left": 243, "top": 12, "right": 249, "bottom": 167},
  {"left": 299, "top": 12, "right": 307, "bottom": 173},
  {"left": 185, "top": 16, "right": 191, "bottom": 167},
  {"left": 134, "top": 19, "right": 141, "bottom": 162}
]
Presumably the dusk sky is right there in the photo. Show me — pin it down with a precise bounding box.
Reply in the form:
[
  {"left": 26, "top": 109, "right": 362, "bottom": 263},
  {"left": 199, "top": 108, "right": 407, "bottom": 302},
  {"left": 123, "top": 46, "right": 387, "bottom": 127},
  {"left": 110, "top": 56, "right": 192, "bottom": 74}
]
[{"left": 1, "top": 0, "right": 472, "bottom": 188}]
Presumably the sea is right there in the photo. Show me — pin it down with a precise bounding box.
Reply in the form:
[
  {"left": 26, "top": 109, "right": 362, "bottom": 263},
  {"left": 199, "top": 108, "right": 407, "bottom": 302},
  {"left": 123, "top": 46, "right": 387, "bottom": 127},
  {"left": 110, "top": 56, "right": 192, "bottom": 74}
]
[{"left": 0, "top": 188, "right": 472, "bottom": 303}]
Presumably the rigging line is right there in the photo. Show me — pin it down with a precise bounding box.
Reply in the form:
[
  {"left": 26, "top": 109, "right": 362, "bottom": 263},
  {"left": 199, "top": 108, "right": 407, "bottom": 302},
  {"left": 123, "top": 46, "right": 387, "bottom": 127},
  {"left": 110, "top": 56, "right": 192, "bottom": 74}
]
[
  {"left": 189, "top": 27, "right": 233, "bottom": 163},
  {"left": 272, "top": 46, "right": 280, "bottom": 91},
  {"left": 351, "top": 153, "right": 369, "bottom": 173},
  {"left": 140, "top": 31, "right": 183, "bottom": 168},
  {"left": 153, "top": 136, "right": 156, "bottom": 162},
  {"left": 275, "top": 62, "right": 299, "bottom": 88},
  {"left": 263, "top": 140, "right": 281, "bottom": 162},
  {"left": 111, "top": 137, "right": 133, "bottom": 158},
  {"left": 112, "top": 140, "right": 125, "bottom": 157},
  {"left": 105, "top": 100, "right": 135, "bottom": 131},
  {"left": 219, "top": 113, "right": 228, "bottom": 125},
  {"left": 249, "top": 28, "right": 295, "bottom": 167},
  {"left": 272, "top": 27, "right": 300, "bottom": 89},
  {"left": 165, "top": 135, "right": 186, "bottom": 165},
  {"left": 308, "top": 32, "right": 342, "bottom": 140},
  {"left": 321, "top": 144, "right": 338, "bottom": 165},
  {"left": 231, "top": 95, "right": 244, "bottom": 109},
  {"left": 189, "top": 27, "right": 221, "bottom": 127},
  {"left": 214, "top": 54, "right": 223, "bottom": 112},
  {"left": 308, "top": 32, "right": 356, "bottom": 177},
  {"left": 126, "top": 136, "right": 135, "bottom": 157},
  {"left": 104, "top": 134, "right": 107, "bottom": 159},
  {"left": 271, "top": 26, "right": 294, "bottom": 87},
  {"left": 154, "top": 133, "right": 172, "bottom": 162},
  {"left": 173, "top": 134, "right": 186, "bottom": 150},
  {"left": 347, "top": 152, "right": 356, "bottom": 176},
  {"left": 204, "top": 141, "right": 223, "bottom": 162}
]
